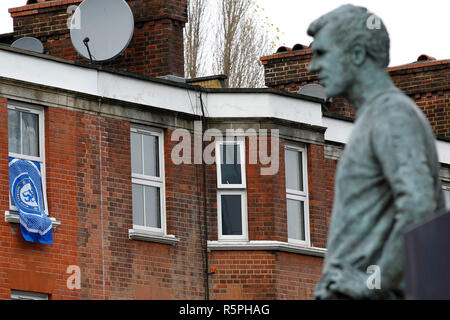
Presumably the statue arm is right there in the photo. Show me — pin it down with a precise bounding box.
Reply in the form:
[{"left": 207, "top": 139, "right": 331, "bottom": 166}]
[{"left": 371, "top": 109, "right": 437, "bottom": 293}]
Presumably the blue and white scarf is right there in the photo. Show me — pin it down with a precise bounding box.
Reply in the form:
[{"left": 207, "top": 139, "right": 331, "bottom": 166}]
[{"left": 9, "top": 158, "right": 53, "bottom": 244}]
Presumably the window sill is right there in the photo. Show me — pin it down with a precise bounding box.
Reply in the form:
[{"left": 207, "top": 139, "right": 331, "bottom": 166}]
[
  {"left": 4, "top": 211, "right": 61, "bottom": 230},
  {"left": 128, "top": 229, "right": 179, "bottom": 246},
  {"left": 207, "top": 240, "right": 327, "bottom": 257}
]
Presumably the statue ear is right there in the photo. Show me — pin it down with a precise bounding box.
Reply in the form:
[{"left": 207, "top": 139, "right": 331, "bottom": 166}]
[{"left": 351, "top": 42, "right": 366, "bottom": 66}]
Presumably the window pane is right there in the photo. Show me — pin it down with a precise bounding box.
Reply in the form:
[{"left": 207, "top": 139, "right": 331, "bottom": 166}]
[
  {"left": 132, "top": 184, "right": 144, "bottom": 226},
  {"left": 21, "top": 112, "right": 39, "bottom": 157},
  {"left": 287, "top": 199, "right": 305, "bottom": 241},
  {"left": 131, "top": 132, "right": 143, "bottom": 174},
  {"left": 143, "top": 134, "right": 159, "bottom": 177},
  {"left": 285, "top": 149, "right": 303, "bottom": 191},
  {"left": 8, "top": 109, "right": 21, "bottom": 154},
  {"left": 220, "top": 144, "right": 242, "bottom": 185},
  {"left": 221, "top": 194, "right": 242, "bottom": 235},
  {"left": 144, "top": 186, "right": 161, "bottom": 228}
]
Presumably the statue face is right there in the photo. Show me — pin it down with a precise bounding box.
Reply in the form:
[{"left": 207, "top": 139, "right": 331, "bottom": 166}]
[{"left": 308, "top": 26, "right": 354, "bottom": 98}]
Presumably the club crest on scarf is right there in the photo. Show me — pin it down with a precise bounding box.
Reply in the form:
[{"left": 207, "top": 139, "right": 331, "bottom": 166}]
[
  {"left": 13, "top": 176, "right": 40, "bottom": 213},
  {"left": 9, "top": 158, "right": 53, "bottom": 244}
]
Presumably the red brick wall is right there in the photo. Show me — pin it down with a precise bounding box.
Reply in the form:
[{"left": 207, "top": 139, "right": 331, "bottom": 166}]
[
  {"left": 0, "top": 100, "right": 82, "bottom": 300},
  {"left": 414, "top": 91, "right": 450, "bottom": 138},
  {"left": 389, "top": 61, "right": 450, "bottom": 138},
  {"left": 275, "top": 252, "right": 323, "bottom": 299},
  {"left": 261, "top": 49, "right": 356, "bottom": 119},
  {"left": 1, "top": 95, "right": 332, "bottom": 299},
  {"left": 208, "top": 251, "right": 325, "bottom": 300},
  {"left": 205, "top": 135, "right": 290, "bottom": 243},
  {"left": 44, "top": 106, "right": 82, "bottom": 299},
  {"left": 208, "top": 251, "right": 276, "bottom": 300},
  {"left": 247, "top": 136, "right": 287, "bottom": 242},
  {"left": 0, "top": 102, "right": 213, "bottom": 299},
  {"left": 9, "top": 0, "right": 187, "bottom": 77},
  {"left": 206, "top": 136, "right": 330, "bottom": 300},
  {"left": 0, "top": 97, "right": 12, "bottom": 299},
  {"left": 261, "top": 49, "right": 315, "bottom": 94},
  {"left": 77, "top": 119, "right": 208, "bottom": 300},
  {"left": 307, "top": 144, "right": 336, "bottom": 249},
  {"left": 164, "top": 128, "right": 208, "bottom": 299}
]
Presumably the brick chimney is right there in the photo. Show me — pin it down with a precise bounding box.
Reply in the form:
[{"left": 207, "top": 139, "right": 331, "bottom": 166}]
[
  {"left": 261, "top": 45, "right": 356, "bottom": 118},
  {"left": 8, "top": 0, "right": 187, "bottom": 77}
]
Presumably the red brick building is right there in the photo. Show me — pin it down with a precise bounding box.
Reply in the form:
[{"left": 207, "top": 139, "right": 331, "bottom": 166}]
[
  {"left": 0, "top": 0, "right": 448, "bottom": 300},
  {"left": 261, "top": 46, "right": 450, "bottom": 139}
]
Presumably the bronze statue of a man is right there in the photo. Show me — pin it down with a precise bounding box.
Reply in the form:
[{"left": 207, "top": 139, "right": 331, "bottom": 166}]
[{"left": 308, "top": 5, "right": 446, "bottom": 299}]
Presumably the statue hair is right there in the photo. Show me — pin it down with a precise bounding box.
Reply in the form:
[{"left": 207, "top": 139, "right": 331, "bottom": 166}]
[{"left": 307, "top": 4, "right": 390, "bottom": 68}]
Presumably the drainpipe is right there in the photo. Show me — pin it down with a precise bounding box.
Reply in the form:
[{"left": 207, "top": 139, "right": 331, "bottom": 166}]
[
  {"left": 97, "top": 96, "right": 106, "bottom": 300},
  {"left": 199, "top": 91, "right": 210, "bottom": 300}
]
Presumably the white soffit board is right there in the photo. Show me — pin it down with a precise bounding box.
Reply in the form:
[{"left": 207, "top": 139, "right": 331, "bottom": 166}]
[{"left": 205, "top": 93, "right": 323, "bottom": 127}]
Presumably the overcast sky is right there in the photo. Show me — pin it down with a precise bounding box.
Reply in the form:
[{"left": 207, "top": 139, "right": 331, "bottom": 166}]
[
  {"left": 257, "top": 0, "right": 450, "bottom": 66},
  {"left": 1, "top": 0, "right": 449, "bottom": 67}
]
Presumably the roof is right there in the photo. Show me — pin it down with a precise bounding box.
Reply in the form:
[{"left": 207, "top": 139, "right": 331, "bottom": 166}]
[
  {"left": 261, "top": 44, "right": 450, "bottom": 73},
  {"left": 0, "top": 44, "right": 325, "bottom": 104}
]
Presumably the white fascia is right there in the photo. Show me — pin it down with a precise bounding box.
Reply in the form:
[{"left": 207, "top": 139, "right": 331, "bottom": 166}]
[
  {"left": 0, "top": 49, "right": 98, "bottom": 96},
  {"left": 205, "top": 92, "right": 323, "bottom": 127},
  {"left": 0, "top": 49, "right": 323, "bottom": 125}
]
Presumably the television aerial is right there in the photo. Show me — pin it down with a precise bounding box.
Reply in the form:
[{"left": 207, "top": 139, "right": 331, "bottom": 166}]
[
  {"left": 11, "top": 37, "right": 44, "bottom": 54},
  {"left": 70, "top": 0, "right": 134, "bottom": 63}
]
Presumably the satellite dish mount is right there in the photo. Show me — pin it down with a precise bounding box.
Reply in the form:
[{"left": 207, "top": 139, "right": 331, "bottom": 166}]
[{"left": 83, "top": 37, "right": 94, "bottom": 65}]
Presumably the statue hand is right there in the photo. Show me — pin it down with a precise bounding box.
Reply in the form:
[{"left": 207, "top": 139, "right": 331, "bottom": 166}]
[
  {"left": 314, "top": 268, "right": 345, "bottom": 300},
  {"left": 326, "top": 259, "right": 369, "bottom": 299}
]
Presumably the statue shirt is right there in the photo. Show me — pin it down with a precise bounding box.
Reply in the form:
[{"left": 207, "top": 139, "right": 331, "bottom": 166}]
[{"left": 320, "top": 87, "right": 446, "bottom": 298}]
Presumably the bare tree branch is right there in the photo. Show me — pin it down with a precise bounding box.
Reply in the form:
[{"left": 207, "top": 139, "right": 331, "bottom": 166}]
[
  {"left": 184, "top": 0, "right": 208, "bottom": 79},
  {"left": 184, "top": 0, "right": 280, "bottom": 87},
  {"left": 214, "top": 0, "right": 274, "bottom": 88}
]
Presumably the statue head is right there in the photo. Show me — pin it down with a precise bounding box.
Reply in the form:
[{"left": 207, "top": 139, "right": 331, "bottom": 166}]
[{"left": 307, "top": 5, "right": 390, "bottom": 98}]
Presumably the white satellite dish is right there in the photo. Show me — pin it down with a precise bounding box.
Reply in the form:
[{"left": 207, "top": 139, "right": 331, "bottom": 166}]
[
  {"left": 11, "top": 37, "right": 44, "bottom": 54},
  {"left": 70, "top": 0, "right": 134, "bottom": 63}
]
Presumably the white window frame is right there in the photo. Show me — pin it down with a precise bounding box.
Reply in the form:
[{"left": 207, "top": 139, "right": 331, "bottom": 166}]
[
  {"left": 8, "top": 102, "right": 49, "bottom": 215},
  {"left": 215, "top": 139, "right": 246, "bottom": 189},
  {"left": 285, "top": 144, "right": 310, "bottom": 247},
  {"left": 217, "top": 190, "right": 248, "bottom": 241},
  {"left": 443, "top": 183, "right": 450, "bottom": 210},
  {"left": 216, "top": 137, "right": 248, "bottom": 241},
  {"left": 130, "top": 126, "right": 166, "bottom": 235}
]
